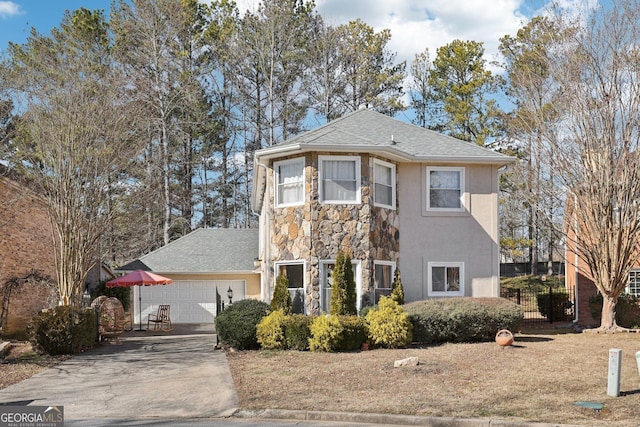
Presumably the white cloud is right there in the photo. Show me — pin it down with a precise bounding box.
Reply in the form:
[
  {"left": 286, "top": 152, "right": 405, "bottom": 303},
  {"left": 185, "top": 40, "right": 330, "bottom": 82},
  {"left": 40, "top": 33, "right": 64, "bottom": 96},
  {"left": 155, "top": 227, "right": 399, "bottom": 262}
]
[
  {"left": 0, "top": 1, "right": 22, "bottom": 18},
  {"left": 233, "top": 0, "right": 531, "bottom": 68}
]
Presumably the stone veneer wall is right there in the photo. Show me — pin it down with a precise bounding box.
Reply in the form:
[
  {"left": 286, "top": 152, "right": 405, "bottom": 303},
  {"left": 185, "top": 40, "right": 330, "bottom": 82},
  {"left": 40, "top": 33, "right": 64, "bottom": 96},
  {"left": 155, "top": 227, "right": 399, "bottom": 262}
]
[{"left": 268, "top": 152, "right": 399, "bottom": 314}]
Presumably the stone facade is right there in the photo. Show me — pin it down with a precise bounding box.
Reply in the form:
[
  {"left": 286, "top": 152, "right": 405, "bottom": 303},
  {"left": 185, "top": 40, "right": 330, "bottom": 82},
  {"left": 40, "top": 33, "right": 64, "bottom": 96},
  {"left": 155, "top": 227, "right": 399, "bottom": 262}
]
[
  {"left": 0, "top": 174, "right": 57, "bottom": 336},
  {"left": 268, "top": 152, "right": 399, "bottom": 315}
]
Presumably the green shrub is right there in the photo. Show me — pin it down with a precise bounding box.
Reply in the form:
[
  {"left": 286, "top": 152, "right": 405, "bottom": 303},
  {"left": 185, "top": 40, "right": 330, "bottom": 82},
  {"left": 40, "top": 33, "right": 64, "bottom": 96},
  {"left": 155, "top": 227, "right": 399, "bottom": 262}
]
[
  {"left": 338, "top": 315, "right": 368, "bottom": 351},
  {"left": 405, "top": 298, "right": 523, "bottom": 344},
  {"left": 309, "top": 315, "right": 343, "bottom": 352},
  {"left": 330, "top": 250, "right": 357, "bottom": 315},
  {"left": 284, "top": 314, "right": 314, "bottom": 351},
  {"left": 28, "top": 306, "right": 97, "bottom": 355},
  {"left": 359, "top": 305, "right": 376, "bottom": 318},
  {"left": 588, "top": 293, "right": 640, "bottom": 328},
  {"left": 92, "top": 282, "right": 132, "bottom": 312},
  {"left": 215, "top": 299, "right": 270, "bottom": 350},
  {"left": 390, "top": 268, "right": 404, "bottom": 305},
  {"left": 257, "top": 309, "right": 287, "bottom": 350},
  {"left": 271, "top": 274, "right": 292, "bottom": 314},
  {"left": 536, "top": 289, "right": 572, "bottom": 321},
  {"left": 365, "top": 296, "right": 412, "bottom": 348}
]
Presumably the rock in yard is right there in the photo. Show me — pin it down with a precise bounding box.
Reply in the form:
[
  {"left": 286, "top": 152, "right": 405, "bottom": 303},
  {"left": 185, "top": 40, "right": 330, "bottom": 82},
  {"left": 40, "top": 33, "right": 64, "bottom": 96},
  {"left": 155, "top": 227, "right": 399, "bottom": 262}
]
[{"left": 394, "top": 356, "right": 419, "bottom": 368}]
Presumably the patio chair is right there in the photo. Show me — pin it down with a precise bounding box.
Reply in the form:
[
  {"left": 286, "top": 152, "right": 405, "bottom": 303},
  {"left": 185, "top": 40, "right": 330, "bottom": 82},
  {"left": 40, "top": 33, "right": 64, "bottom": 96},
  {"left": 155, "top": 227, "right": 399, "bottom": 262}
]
[{"left": 147, "top": 304, "right": 172, "bottom": 331}]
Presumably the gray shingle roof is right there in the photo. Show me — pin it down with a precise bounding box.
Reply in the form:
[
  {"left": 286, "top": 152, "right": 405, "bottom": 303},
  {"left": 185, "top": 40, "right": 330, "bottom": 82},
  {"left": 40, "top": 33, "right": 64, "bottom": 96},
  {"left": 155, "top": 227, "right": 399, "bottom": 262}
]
[
  {"left": 259, "top": 108, "right": 513, "bottom": 163},
  {"left": 119, "top": 228, "right": 258, "bottom": 274},
  {"left": 252, "top": 109, "right": 514, "bottom": 211}
]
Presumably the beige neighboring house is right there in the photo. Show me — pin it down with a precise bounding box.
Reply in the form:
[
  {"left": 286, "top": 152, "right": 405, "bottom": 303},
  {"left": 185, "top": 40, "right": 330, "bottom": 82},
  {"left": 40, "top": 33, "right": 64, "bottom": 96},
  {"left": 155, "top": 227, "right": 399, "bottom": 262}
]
[
  {"left": 117, "top": 228, "right": 259, "bottom": 324},
  {"left": 251, "top": 108, "right": 514, "bottom": 314}
]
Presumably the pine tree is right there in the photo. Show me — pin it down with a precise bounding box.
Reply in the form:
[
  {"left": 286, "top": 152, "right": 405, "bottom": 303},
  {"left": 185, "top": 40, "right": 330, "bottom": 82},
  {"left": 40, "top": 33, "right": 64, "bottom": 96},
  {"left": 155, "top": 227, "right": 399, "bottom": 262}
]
[
  {"left": 330, "top": 250, "right": 357, "bottom": 315},
  {"left": 271, "top": 273, "right": 292, "bottom": 314},
  {"left": 390, "top": 268, "right": 404, "bottom": 305}
]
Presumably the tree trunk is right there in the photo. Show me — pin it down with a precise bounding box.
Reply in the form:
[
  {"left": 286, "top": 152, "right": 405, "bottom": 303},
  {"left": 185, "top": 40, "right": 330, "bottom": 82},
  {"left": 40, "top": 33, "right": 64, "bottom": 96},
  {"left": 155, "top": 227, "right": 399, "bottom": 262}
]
[{"left": 600, "top": 295, "right": 618, "bottom": 330}]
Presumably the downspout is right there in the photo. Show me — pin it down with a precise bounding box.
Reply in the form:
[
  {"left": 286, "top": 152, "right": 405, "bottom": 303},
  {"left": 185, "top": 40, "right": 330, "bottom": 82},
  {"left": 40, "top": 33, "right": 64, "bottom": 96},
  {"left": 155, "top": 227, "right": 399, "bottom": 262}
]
[
  {"left": 254, "top": 159, "right": 271, "bottom": 303},
  {"left": 572, "top": 193, "right": 579, "bottom": 324}
]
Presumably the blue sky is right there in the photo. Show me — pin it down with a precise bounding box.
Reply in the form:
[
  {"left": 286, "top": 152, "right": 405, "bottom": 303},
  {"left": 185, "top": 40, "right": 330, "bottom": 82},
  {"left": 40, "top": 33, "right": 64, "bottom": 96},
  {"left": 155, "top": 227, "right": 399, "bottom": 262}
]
[
  {"left": 0, "top": 0, "right": 570, "bottom": 65},
  {"left": 0, "top": 0, "right": 111, "bottom": 53}
]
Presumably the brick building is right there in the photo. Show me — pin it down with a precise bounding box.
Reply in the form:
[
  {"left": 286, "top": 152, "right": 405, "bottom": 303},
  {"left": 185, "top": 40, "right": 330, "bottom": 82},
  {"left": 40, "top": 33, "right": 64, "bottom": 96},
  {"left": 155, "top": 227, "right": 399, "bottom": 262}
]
[{"left": 0, "top": 170, "right": 57, "bottom": 336}]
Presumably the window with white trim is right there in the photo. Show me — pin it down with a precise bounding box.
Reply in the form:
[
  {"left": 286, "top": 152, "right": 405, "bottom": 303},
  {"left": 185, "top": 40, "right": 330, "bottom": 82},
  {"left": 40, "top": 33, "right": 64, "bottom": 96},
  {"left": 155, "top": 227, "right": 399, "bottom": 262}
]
[
  {"left": 275, "top": 158, "right": 305, "bottom": 207},
  {"left": 627, "top": 270, "right": 640, "bottom": 297},
  {"left": 428, "top": 262, "right": 464, "bottom": 296},
  {"left": 274, "top": 261, "right": 305, "bottom": 314},
  {"left": 374, "top": 261, "right": 395, "bottom": 304},
  {"left": 373, "top": 159, "right": 395, "bottom": 209},
  {"left": 319, "top": 155, "right": 361, "bottom": 204},
  {"left": 320, "top": 259, "right": 361, "bottom": 312},
  {"left": 427, "top": 167, "right": 464, "bottom": 211}
]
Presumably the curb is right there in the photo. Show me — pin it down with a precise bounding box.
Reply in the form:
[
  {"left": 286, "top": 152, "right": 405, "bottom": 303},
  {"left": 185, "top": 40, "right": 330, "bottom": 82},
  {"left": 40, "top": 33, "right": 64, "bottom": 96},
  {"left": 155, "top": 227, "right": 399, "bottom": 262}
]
[{"left": 233, "top": 408, "right": 589, "bottom": 427}]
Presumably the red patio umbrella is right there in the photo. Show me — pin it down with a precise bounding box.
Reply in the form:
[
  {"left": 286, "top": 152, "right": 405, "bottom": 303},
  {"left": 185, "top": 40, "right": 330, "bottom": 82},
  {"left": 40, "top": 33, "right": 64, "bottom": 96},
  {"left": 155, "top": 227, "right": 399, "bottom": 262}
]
[{"left": 106, "top": 270, "right": 173, "bottom": 331}]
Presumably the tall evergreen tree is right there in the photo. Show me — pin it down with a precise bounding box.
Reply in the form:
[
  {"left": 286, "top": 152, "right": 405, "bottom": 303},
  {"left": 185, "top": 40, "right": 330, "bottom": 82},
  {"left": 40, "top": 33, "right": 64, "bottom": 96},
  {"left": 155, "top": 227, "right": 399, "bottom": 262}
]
[{"left": 429, "top": 39, "right": 501, "bottom": 145}]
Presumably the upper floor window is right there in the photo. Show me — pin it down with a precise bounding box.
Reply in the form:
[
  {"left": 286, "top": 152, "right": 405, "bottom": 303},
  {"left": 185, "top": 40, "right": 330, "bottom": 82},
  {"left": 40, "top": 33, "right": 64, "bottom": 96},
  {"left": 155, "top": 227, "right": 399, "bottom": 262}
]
[
  {"left": 427, "top": 167, "right": 465, "bottom": 211},
  {"left": 373, "top": 159, "right": 396, "bottom": 209},
  {"left": 275, "top": 158, "right": 304, "bottom": 207},
  {"left": 319, "top": 155, "right": 361, "bottom": 204}
]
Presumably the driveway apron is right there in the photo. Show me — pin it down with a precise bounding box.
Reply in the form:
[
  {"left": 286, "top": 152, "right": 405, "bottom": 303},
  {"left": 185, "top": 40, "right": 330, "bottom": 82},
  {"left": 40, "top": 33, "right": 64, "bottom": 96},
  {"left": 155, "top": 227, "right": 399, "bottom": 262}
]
[{"left": 0, "top": 325, "right": 238, "bottom": 421}]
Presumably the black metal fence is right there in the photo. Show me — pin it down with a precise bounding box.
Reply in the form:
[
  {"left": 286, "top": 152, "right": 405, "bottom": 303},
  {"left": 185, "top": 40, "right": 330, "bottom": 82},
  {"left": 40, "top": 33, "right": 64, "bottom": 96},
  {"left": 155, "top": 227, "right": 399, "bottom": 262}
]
[{"left": 501, "top": 285, "right": 576, "bottom": 324}]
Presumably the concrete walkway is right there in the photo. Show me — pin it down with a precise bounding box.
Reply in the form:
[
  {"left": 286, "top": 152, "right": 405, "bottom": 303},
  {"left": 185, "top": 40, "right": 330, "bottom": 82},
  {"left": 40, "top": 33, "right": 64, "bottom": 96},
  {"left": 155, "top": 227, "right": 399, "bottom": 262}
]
[{"left": 0, "top": 324, "right": 237, "bottom": 422}]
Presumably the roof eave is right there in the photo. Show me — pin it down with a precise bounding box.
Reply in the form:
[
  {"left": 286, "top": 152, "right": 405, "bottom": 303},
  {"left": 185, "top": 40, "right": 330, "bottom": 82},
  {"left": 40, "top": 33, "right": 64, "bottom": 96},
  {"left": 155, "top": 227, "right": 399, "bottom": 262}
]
[{"left": 255, "top": 143, "right": 516, "bottom": 165}]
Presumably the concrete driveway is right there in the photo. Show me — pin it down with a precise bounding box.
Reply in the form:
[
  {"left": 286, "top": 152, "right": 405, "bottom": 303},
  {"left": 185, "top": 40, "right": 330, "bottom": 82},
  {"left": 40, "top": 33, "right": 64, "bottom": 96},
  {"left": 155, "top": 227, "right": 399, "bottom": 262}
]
[{"left": 0, "top": 324, "right": 238, "bottom": 422}]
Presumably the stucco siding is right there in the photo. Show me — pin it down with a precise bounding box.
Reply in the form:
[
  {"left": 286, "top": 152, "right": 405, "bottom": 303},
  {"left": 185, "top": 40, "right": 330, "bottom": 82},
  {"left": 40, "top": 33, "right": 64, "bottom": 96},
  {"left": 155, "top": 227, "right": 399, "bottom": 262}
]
[{"left": 398, "top": 163, "right": 499, "bottom": 301}]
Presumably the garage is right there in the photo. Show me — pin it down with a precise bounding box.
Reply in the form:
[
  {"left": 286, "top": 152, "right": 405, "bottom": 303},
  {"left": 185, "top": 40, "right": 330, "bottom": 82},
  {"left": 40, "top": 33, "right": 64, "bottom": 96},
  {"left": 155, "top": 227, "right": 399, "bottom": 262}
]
[{"left": 135, "top": 280, "right": 246, "bottom": 325}]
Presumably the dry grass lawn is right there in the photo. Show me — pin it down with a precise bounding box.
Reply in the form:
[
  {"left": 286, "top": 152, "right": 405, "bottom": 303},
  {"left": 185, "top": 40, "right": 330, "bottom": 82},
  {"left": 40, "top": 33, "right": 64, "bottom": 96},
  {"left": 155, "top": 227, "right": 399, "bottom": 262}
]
[
  {"left": 0, "top": 342, "right": 66, "bottom": 389},
  {"left": 226, "top": 328, "right": 640, "bottom": 426}
]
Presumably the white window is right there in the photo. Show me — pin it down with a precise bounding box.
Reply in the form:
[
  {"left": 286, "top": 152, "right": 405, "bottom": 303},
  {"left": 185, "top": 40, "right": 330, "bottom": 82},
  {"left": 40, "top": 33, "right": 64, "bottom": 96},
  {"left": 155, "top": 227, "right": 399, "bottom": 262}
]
[
  {"left": 427, "top": 167, "right": 465, "bottom": 211},
  {"left": 627, "top": 270, "right": 640, "bottom": 297},
  {"left": 319, "top": 155, "right": 361, "bottom": 204},
  {"left": 320, "top": 259, "right": 361, "bottom": 313},
  {"left": 274, "top": 261, "right": 305, "bottom": 314},
  {"left": 428, "top": 262, "right": 464, "bottom": 296},
  {"left": 373, "top": 159, "right": 396, "bottom": 209},
  {"left": 275, "top": 158, "right": 305, "bottom": 207},
  {"left": 374, "top": 261, "right": 395, "bottom": 304}
]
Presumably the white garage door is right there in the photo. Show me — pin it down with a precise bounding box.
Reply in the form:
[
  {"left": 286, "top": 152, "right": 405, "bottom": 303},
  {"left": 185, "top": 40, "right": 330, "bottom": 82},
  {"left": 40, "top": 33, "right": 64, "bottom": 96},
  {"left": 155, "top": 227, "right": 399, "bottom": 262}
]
[{"left": 134, "top": 280, "right": 246, "bottom": 324}]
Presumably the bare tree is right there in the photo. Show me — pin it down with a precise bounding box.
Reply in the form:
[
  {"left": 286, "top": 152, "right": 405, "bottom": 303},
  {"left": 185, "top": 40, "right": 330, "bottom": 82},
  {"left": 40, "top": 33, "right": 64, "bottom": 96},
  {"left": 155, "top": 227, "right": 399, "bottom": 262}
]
[
  {"left": 535, "top": 1, "right": 640, "bottom": 330},
  {"left": 2, "top": 8, "right": 138, "bottom": 305}
]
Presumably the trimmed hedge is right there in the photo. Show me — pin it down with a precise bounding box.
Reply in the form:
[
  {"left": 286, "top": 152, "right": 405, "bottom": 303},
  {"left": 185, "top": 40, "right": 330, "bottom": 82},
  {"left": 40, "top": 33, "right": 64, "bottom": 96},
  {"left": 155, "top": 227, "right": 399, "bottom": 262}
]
[
  {"left": 588, "top": 293, "right": 640, "bottom": 328},
  {"left": 405, "top": 297, "right": 523, "bottom": 344},
  {"left": 284, "top": 314, "right": 314, "bottom": 351},
  {"left": 257, "top": 309, "right": 287, "bottom": 350},
  {"left": 28, "top": 306, "right": 97, "bottom": 355},
  {"left": 308, "top": 315, "right": 367, "bottom": 352},
  {"left": 365, "top": 296, "right": 412, "bottom": 348},
  {"left": 536, "top": 290, "right": 572, "bottom": 321},
  {"left": 215, "top": 299, "right": 270, "bottom": 350}
]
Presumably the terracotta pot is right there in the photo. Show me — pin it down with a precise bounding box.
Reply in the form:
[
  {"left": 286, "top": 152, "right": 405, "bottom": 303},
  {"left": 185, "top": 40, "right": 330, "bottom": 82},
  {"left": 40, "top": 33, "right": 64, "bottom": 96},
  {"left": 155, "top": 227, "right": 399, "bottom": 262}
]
[
  {"left": 495, "top": 329, "right": 514, "bottom": 346},
  {"left": 361, "top": 342, "right": 370, "bottom": 351}
]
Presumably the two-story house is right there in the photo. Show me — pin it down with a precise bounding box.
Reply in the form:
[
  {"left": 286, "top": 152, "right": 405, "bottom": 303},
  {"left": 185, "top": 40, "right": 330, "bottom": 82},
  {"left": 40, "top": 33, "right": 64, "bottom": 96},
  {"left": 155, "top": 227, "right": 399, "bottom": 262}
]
[{"left": 251, "top": 108, "right": 514, "bottom": 315}]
